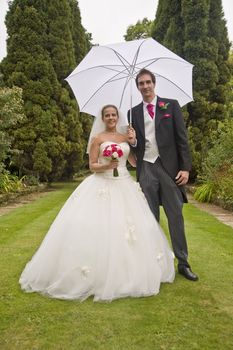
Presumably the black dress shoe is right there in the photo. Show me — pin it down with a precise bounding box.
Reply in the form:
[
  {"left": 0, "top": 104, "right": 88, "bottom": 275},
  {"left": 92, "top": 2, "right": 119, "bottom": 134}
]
[{"left": 178, "top": 266, "right": 199, "bottom": 281}]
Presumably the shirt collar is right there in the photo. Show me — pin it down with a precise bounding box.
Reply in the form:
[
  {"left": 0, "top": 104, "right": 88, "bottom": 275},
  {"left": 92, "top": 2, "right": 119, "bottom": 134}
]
[{"left": 143, "top": 96, "right": 157, "bottom": 107}]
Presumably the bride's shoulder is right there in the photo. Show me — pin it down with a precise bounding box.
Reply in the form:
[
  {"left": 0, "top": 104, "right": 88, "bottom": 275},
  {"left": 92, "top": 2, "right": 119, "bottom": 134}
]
[{"left": 88, "top": 135, "right": 104, "bottom": 153}]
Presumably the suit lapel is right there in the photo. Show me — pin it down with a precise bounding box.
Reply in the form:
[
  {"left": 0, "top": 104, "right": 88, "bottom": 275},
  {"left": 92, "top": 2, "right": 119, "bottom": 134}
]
[
  {"left": 135, "top": 102, "right": 145, "bottom": 139},
  {"left": 155, "top": 96, "right": 163, "bottom": 128}
]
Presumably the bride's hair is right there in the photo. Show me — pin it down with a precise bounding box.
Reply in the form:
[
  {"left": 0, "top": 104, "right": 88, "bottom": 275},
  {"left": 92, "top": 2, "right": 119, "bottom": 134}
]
[
  {"left": 101, "top": 104, "right": 119, "bottom": 118},
  {"left": 86, "top": 104, "right": 128, "bottom": 153}
]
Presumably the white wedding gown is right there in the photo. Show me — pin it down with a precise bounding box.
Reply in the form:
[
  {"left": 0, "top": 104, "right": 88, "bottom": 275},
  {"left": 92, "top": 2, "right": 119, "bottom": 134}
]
[{"left": 20, "top": 142, "right": 175, "bottom": 301}]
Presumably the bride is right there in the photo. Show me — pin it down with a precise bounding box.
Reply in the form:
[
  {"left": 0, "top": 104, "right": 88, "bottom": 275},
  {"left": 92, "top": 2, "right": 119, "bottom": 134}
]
[{"left": 19, "top": 104, "right": 175, "bottom": 302}]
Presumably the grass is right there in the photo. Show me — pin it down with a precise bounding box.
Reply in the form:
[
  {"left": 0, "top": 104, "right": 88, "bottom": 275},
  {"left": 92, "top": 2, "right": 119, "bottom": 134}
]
[{"left": 0, "top": 181, "right": 233, "bottom": 350}]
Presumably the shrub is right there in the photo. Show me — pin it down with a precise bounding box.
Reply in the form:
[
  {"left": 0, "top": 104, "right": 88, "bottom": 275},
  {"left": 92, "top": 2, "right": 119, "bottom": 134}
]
[
  {"left": 194, "top": 182, "right": 215, "bottom": 203},
  {"left": 0, "top": 172, "right": 25, "bottom": 193},
  {"left": 194, "top": 119, "right": 233, "bottom": 210}
]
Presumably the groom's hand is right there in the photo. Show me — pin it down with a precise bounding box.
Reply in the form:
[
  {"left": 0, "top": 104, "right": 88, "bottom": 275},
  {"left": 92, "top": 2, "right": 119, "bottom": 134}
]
[{"left": 175, "top": 171, "right": 189, "bottom": 185}]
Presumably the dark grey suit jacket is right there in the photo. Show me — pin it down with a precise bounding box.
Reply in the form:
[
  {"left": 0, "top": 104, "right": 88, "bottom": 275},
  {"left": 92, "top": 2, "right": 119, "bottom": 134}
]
[{"left": 128, "top": 97, "right": 191, "bottom": 203}]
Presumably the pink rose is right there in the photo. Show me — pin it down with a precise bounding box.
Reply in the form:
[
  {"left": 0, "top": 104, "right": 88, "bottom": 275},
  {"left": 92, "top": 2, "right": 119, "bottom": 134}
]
[
  {"left": 117, "top": 149, "right": 123, "bottom": 157},
  {"left": 158, "top": 101, "right": 169, "bottom": 110},
  {"left": 158, "top": 101, "right": 165, "bottom": 108}
]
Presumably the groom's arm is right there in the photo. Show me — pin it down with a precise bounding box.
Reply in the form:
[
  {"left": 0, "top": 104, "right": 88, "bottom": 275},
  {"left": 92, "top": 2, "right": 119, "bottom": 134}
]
[{"left": 172, "top": 100, "right": 192, "bottom": 172}]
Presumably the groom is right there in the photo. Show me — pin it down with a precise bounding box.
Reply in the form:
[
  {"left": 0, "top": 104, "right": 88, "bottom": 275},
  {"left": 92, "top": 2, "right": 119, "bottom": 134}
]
[{"left": 127, "top": 68, "right": 198, "bottom": 281}]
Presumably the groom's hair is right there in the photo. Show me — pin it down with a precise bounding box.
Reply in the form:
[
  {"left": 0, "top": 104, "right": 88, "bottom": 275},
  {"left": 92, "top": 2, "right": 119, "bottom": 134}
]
[{"left": 135, "top": 69, "right": 156, "bottom": 87}]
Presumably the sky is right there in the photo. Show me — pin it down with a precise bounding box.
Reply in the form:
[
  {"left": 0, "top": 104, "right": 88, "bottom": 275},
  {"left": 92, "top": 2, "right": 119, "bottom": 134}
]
[{"left": 0, "top": 0, "right": 232, "bottom": 61}]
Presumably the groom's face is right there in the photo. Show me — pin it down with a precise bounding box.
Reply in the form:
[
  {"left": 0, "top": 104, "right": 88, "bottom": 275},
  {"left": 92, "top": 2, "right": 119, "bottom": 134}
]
[{"left": 137, "top": 74, "right": 155, "bottom": 101}]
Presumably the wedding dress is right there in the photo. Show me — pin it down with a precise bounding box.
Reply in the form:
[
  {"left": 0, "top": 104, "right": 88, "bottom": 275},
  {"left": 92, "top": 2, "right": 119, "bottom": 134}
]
[{"left": 19, "top": 142, "right": 175, "bottom": 302}]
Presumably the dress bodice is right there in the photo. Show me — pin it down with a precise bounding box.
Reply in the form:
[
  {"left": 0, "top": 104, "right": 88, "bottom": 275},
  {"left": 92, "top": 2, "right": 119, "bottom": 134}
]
[{"left": 98, "top": 141, "right": 130, "bottom": 178}]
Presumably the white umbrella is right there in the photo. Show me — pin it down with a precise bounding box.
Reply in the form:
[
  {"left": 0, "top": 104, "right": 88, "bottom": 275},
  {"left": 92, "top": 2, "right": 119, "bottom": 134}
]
[{"left": 65, "top": 38, "right": 193, "bottom": 123}]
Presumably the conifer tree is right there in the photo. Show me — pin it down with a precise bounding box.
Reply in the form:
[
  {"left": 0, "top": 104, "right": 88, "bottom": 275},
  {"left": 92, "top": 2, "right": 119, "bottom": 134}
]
[
  {"left": 68, "top": 0, "right": 91, "bottom": 64},
  {"left": 0, "top": 86, "right": 25, "bottom": 173},
  {"left": 124, "top": 18, "right": 153, "bottom": 41},
  {"left": 152, "top": 0, "right": 184, "bottom": 56},
  {"left": 1, "top": 0, "right": 91, "bottom": 181},
  {"left": 152, "top": 0, "right": 231, "bottom": 176},
  {"left": 208, "top": 0, "right": 231, "bottom": 105}
]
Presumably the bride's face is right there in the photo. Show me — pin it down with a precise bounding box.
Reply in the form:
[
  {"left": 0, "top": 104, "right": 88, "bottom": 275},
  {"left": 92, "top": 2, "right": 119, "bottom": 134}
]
[{"left": 102, "top": 107, "right": 119, "bottom": 129}]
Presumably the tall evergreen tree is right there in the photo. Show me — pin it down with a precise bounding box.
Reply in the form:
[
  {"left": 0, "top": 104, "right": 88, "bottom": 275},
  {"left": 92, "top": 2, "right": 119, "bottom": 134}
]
[
  {"left": 0, "top": 86, "right": 25, "bottom": 173},
  {"left": 208, "top": 0, "right": 231, "bottom": 105},
  {"left": 0, "top": 0, "right": 91, "bottom": 181},
  {"left": 68, "top": 0, "right": 92, "bottom": 65},
  {"left": 152, "top": 0, "right": 231, "bottom": 176},
  {"left": 124, "top": 18, "right": 153, "bottom": 41},
  {"left": 45, "top": 0, "right": 76, "bottom": 82},
  {"left": 152, "top": 0, "right": 184, "bottom": 56}
]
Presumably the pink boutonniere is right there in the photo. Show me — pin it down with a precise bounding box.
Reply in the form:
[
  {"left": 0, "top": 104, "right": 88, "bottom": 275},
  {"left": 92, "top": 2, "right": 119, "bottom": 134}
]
[{"left": 158, "top": 101, "right": 169, "bottom": 110}]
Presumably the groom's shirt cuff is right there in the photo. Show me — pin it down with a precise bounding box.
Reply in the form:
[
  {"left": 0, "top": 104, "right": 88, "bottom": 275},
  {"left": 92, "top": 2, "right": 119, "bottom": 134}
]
[{"left": 130, "top": 139, "right": 137, "bottom": 147}]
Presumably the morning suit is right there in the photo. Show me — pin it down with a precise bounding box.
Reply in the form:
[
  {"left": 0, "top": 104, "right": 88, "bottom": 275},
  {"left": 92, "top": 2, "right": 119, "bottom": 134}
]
[{"left": 128, "top": 97, "right": 192, "bottom": 267}]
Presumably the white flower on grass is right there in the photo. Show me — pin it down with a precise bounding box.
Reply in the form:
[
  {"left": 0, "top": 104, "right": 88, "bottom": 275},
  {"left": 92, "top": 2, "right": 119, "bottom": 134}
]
[
  {"left": 81, "top": 266, "right": 91, "bottom": 278},
  {"left": 125, "top": 225, "right": 137, "bottom": 245}
]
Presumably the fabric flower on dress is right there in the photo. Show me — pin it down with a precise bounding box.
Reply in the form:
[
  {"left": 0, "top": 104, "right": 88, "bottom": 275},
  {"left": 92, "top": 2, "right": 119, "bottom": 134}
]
[
  {"left": 81, "top": 266, "right": 91, "bottom": 278},
  {"left": 157, "top": 253, "right": 164, "bottom": 261},
  {"left": 125, "top": 224, "right": 137, "bottom": 245},
  {"left": 71, "top": 192, "right": 79, "bottom": 200},
  {"left": 98, "top": 188, "right": 109, "bottom": 200}
]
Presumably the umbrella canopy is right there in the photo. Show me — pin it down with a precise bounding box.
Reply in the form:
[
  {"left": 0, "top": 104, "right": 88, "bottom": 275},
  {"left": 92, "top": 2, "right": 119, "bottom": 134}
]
[{"left": 65, "top": 38, "right": 193, "bottom": 122}]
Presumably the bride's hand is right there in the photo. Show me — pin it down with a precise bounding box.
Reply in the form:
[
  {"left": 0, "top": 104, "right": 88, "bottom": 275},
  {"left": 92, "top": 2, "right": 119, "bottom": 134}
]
[{"left": 107, "top": 159, "right": 119, "bottom": 169}]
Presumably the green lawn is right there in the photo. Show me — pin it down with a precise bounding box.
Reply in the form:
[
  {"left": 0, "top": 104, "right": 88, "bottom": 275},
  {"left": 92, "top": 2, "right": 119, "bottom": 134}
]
[{"left": 0, "top": 181, "right": 233, "bottom": 350}]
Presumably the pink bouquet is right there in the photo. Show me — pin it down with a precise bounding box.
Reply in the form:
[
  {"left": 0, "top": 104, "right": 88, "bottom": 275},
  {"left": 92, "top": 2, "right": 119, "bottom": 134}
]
[{"left": 102, "top": 143, "right": 123, "bottom": 177}]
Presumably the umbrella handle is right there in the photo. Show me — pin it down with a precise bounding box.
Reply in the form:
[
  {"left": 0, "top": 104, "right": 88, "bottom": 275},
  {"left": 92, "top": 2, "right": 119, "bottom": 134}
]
[
  {"left": 129, "top": 78, "right": 133, "bottom": 125},
  {"left": 129, "top": 107, "right": 132, "bottom": 126}
]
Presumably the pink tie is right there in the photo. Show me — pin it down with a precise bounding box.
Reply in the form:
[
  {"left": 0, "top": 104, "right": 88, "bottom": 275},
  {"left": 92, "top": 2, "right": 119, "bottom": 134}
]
[{"left": 147, "top": 103, "right": 154, "bottom": 119}]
